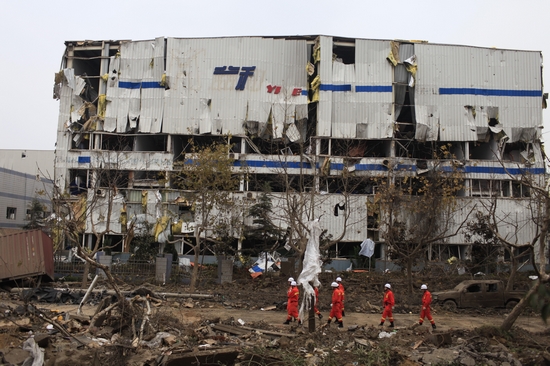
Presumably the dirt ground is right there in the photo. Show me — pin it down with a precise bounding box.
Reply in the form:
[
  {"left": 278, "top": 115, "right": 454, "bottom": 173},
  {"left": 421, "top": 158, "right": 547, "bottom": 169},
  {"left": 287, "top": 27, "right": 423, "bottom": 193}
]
[{"left": 0, "top": 268, "right": 549, "bottom": 365}]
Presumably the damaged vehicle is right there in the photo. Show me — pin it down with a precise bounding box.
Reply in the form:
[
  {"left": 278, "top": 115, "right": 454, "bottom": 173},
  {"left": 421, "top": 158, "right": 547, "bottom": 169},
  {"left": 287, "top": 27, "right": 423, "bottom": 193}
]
[{"left": 432, "top": 280, "right": 525, "bottom": 310}]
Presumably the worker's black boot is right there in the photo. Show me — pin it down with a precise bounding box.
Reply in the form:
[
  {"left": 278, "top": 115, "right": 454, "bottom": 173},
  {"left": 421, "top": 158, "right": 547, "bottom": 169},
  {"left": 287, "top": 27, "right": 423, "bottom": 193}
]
[
  {"left": 327, "top": 319, "right": 332, "bottom": 325},
  {"left": 389, "top": 322, "right": 394, "bottom": 328},
  {"left": 283, "top": 319, "right": 290, "bottom": 325},
  {"left": 432, "top": 324, "right": 437, "bottom": 330},
  {"left": 338, "top": 321, "right": 344, "bottom": 328},
  {"left": 418, "top": 322, "right": 423, "bottom": 326},
  {"left": 379, "top": 322, "right": 384, "bottom": 326},
  {"left": 318, "top": 313, "right": 323, "bottom": 319}
]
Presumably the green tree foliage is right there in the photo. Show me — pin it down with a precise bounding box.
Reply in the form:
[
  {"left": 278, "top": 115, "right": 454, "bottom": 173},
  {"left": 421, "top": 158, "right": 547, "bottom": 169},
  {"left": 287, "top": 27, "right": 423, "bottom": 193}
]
[
  {"left": 245, "top": 183, "right": 284, "bottom": 252},
  {"left": 23, "top": 197, "right": 46, "bottom": 230}
]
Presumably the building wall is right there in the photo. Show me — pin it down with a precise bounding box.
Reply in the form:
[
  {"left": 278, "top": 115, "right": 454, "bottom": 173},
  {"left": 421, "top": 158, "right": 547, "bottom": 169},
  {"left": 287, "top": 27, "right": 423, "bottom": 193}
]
[
  {"left": 53, "top": 36, "right": 545, "bottom": 259},
  {"left": 0, "top": 150, "right": 54, "bottom": 229}
]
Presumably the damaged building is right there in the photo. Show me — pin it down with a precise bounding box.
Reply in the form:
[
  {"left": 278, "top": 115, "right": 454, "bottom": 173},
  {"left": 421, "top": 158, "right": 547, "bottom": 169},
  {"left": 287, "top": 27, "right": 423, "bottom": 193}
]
[{"left": 53, "top": 36, "right": 546, "bottom": 270}]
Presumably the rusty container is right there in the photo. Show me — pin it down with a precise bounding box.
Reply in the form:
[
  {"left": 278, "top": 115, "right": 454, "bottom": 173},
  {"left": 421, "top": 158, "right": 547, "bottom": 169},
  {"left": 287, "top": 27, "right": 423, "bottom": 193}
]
[{"left": 0, "top": 229, "right": 54, "bottom": 282}]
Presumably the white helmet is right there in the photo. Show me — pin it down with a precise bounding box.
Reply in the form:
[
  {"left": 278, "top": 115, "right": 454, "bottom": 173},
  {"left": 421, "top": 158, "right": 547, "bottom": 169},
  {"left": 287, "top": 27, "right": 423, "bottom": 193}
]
[
  {"left": 384, "top": 283, "right": 391, "bottom": 289},
  {"left": 421, "top": 284, "right": 428, "bottom": 290},
  {"left": 291, "top": 281, "right": 297, "bottom": 286},
  {"left": 336, "top": 277, "right": 342, "bottom": 282},
  {"left": 288, "top": 277, "right": 294, "bottom": 282},
  {"left": 331, "top": 282, "right": 339, "bottom": 288}
]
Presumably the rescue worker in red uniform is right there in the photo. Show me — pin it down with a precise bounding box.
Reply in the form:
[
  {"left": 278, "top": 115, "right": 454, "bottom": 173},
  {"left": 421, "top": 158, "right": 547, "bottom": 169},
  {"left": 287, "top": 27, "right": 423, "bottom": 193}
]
[
  {"left": 284, "top": 281, "right": 300, "bottom": 324},
  {"left": 314, "top": 286, "right": 323, "bottom": 319},
  {"left": 327, "top": 282, "right": 344, "bottom": 328},
  {"left": 336, "top": 276, "right": 345, "bottom": 316},
  {"left": 419, "top": 284, "right": 436, "bottom": 329},
  {"left": 379, "top": 283, "right": 395, "bottom": 327}
]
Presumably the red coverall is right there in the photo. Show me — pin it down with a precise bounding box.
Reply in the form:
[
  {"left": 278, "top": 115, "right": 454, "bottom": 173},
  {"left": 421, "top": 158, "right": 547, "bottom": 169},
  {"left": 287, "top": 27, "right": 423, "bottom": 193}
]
[
  {"left": 328, "top": 287, "right": 344, "bottom": 322},
  {"left": 338, "top": 283, "right": 345, "bottom": 313},
  {"left": 419, "top": 290, "right": 435, "bottom": 325},
  {"left": 286, "top": 285, "right": 300, "bottom": 321},
  {"left": 314, "top": 287, "right": 321, "bottom": 316},
  {"left": 380, "top": 289, "right": 395, "bottom": 324}
]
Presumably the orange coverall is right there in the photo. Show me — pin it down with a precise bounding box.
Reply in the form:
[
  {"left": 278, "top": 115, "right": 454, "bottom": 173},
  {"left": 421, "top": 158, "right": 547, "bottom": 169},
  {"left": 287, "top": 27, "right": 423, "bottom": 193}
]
[
  {"left": 380, "top": 289, "right": 395, "bottom": 324},
  {"left": 338, "top": 283, "right": 345, "bottom": 313},
  {"left": 286, "top": 285, "right": 300, "bottom": 321},
  {"left": 328, "top": 287, "right": 344, "bottom": 322},
  {"left": 419, "top": 290, "right": 435, "bottom": 325},
  {"left": 314, "top": 287, "right": 321, "bottom": 316}
]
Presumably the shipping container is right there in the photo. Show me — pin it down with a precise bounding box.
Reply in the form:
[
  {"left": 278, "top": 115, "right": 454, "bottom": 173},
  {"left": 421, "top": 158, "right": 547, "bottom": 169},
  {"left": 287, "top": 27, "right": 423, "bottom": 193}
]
[{"left": 0, "top": 229, "right": 54, "bottom": 282}]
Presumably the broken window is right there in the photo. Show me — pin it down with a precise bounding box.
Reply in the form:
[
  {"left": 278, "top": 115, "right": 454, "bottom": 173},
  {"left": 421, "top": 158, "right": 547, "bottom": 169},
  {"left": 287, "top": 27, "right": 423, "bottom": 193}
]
[
  {"left": 133, "top": 171, "right": 165, "bottom": 188},
  {"left": 99, "top": 134, "right": 134, "bottom": 151},
  {"left": 96, "top": 169, "right": 129, "bottom": 188},
  {"left": 135, "top": 135, "right": 167, "bottom": 152},
  {"left": 512, "top": 181, "right": 530, "bottom": 197},
  {"left": 332, "top": 41, "right": 355, "bottom": 65},
  {"left": 6, "top": 207, "right": 16, "bottom": 220},
  {"left": 470, "top": 179, "right": 502, "bottom": 197},
  {"left": 69, "top": 169, "right": 89, "bottom": 195},
  {"left": 503, "top": 141, "right": 533, "bottom": 163}
]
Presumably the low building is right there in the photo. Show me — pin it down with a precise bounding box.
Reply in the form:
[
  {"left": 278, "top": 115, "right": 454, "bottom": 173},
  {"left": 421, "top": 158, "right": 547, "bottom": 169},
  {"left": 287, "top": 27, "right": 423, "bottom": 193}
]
[{"left": 0, "top": 150, "right": 54, "bottom": 229}]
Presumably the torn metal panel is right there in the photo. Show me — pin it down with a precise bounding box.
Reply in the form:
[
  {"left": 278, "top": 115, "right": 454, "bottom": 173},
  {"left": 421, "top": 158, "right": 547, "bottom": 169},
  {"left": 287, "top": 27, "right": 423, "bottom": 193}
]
[
  {"left": 199, "top": 98, "right": 213, "bottom": 134},
  {"left": 414, "top": 105, "right": 439, "bottom": 141},
  {"left": 331, "top": 61, "right": 356, "bottom": 138},
  {"left": 103, "top": 55, "right": 121, "bottom": 132},
  {"left": 317, "top": 36, "right": 334, "bottom": 137},
  {"left": 415, "top": 43, "right": 542, "bottom": 142},
  {"left": 139, "top": 37, "right": 165, "bottom": 133},
  {"left": 354, "top": 39, "right": 393, "bottom": 139}
]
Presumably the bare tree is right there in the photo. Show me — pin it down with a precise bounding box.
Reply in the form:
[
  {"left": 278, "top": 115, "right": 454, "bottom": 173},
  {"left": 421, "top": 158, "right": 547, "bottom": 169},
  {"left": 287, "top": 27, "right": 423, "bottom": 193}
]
[
  {"left": 173, "top": 138, "right": 242, "bottom": 291},
  {"left": 372, "top": 148, "right": 471, "bottom": 294}
]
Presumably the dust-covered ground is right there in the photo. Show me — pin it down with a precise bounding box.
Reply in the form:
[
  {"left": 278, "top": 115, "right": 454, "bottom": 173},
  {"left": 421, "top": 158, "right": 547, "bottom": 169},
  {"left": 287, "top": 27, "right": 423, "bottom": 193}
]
[{"left": 0, "top": 268, "right": 549, "bottom": 365}]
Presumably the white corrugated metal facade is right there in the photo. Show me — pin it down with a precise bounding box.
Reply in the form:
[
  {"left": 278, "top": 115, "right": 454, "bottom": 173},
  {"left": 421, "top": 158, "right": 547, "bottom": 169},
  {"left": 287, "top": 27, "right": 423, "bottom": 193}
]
[{"left": 53, "top": 35, "right": 546, "bottom": 264}]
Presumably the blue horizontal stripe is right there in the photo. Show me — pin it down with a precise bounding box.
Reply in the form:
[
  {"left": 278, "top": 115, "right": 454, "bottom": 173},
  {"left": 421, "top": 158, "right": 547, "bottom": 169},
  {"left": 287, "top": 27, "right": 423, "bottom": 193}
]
[
  {"left": 301, "top": 89, "right": 308, "bottom": 96},
  {"left": 440, "top": 166, "right": 545, "bottom": 175},
  {"left": 439, "top": 88, "right": 541, "bottom": 97},
  {"left": 142, "top": 81, "right": 163, "bottom": 89},
  {"left": 118, "top": 81, "right": 141, "bottom": 89},
  {"left": 356, "top": 85, "right": 392, "bottom": 93},
  {"left": 234, "top": 161, "right": 313, "bottom": 169},
  {"left": 118, "top": 81, "right": 164, "bottom": 89},
  {"left": 320, "top": 84, "right": 352, "bottom": 92},
  {"left": 231, "top": 160, "right": 544, "bottom": 176}
]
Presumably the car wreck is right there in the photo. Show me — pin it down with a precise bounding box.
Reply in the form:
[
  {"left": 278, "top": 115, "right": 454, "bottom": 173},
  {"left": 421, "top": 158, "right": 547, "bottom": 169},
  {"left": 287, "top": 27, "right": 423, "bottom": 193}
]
[{"left": 432, "top": 280, "right": 525, "bottom": 310}]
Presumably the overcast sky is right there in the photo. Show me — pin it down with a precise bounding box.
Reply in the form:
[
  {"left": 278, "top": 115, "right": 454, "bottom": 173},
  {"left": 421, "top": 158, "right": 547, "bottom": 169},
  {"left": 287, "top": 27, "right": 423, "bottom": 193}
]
[{"left": 1, "top": 0, "right": 548, "bottom": 150}]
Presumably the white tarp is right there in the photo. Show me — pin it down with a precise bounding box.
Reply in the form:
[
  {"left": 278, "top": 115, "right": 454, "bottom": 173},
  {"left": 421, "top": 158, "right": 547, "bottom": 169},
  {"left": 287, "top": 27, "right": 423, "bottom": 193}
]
[
  {"left": 297, "top": 220, "right": 323, "bottom": 321},
  {"left": 359, "top": 239, "right": 375, "bottom": 258}
]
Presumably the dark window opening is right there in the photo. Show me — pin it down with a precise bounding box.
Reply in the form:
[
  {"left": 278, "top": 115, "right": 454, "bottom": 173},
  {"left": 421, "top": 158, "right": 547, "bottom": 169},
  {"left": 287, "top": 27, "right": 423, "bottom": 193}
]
[
  {"left": 332, "top": 43, "right": 355, "bottom": 65},
  {"left": 469, "top": 141, "right": 496, "bottom": 160},
  {"left": 512, "top": 181, "right": 530, "bottom": 197},
  {"left": 100, "top": 134, "right": 134, "bottom": 151},
  {"left": 133, "top": 171, "right": 165, "bottom": 188},
  {"left": 135, "top": 135, "right": 167, "bottom": 152},
  {"left": 503, "top": 141, "right": 531, "bottom": 163},
  {"left": 6, "top": 207, "right": 16, "bottom": 220},
  {"left": 487, "top": 283, "right": 498, "bottom": 292},
  {"left": 466, "top": 284, "right": 481, "bottom": 293},
  {"left": 72, "top": 133, "right": 90, "bottom": 150},
  {"left": 97, "top": 170, "right": 129, "bottom": 188},
  {"left": 172, "top": 135, "right": 239, "bottom": 160},
  {"left": 69, "top": 169, "right": 89, "bottom": 195}
]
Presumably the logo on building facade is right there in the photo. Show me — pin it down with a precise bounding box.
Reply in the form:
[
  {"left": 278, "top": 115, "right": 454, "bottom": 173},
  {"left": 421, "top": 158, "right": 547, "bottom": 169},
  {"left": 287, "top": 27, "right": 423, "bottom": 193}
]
[{"left": 214, "top": 66, "right": 256, "bottom": 90}]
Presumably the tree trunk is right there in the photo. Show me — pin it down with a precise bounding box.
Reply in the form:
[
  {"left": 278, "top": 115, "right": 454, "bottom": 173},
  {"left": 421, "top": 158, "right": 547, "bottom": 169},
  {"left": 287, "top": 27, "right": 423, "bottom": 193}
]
[
  {"left": 500, "top": 280, "right": 538, "bottom": 331},
  {"left": 506, "top": 253, "right": 517, "bottom": 291},
  {"left": 81, "top": 262, "right": 90, "bottom": 288},
  {"left": 406, "top": 258, "right": 413, "bottom": 294},
  {"left": 190, "top": 241, "right": 200, "bottom": 292}
]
